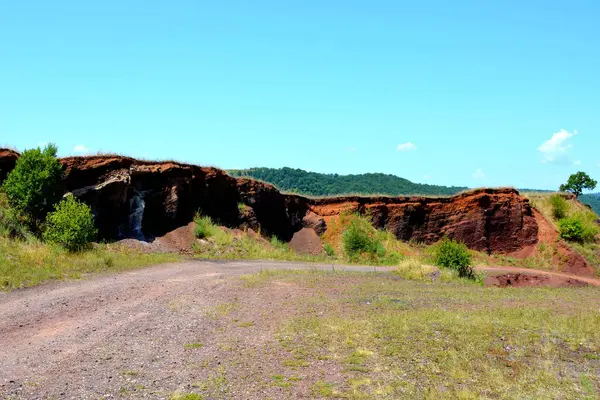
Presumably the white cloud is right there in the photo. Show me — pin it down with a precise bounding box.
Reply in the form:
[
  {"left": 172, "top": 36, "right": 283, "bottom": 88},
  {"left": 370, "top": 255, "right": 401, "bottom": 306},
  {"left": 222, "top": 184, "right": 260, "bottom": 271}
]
[
  {"left": 574, "top": 160, "right": 582, "bottom": 165},
  {"left": 397, "top": 142, "right": 417, "bottom": 152},
  {"left": 538, "top": 129, "right": 577, "bottom": 164},
  {"left": 72, "top": 144, "right": 90, "bottom": 154},
  {"left": 472, "top": 168, "right": 487, "bottom": 180},
  {"left": 423, "top": 174, "right": 432, "bottom": 180},
  {"left": 345, "top": 147, "right": 357, "bottom": 153}
]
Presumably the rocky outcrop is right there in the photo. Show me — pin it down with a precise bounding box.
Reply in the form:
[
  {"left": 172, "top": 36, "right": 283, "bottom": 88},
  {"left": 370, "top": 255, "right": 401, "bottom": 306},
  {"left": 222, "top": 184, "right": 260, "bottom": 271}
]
[
  {"left": 57, "top": 156, "right": 309, "bottom": 241},
  {"left": 0, "top": 150, "right": 538, "bottom": 254},
  {"left": 309, "top": 188, "right": 538, "bottom": 254},
  {"left": 0, "top": 149, "right": 19, "bottom": 183}
]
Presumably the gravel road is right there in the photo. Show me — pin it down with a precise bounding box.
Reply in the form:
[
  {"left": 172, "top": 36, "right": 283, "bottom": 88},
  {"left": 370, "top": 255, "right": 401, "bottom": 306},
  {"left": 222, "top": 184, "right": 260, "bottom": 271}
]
[
  {"left": 0, "top": 260, "right": 389, "bottom": 399},
  {"left": 1, "top": 260, "right": 597, "bottom": 399}
]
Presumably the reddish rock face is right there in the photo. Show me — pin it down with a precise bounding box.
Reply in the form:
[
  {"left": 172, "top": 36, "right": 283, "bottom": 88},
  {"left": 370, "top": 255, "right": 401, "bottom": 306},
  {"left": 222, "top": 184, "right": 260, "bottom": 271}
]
[
  {"left": 309, "top": 188, "right": 539, "bottom": 254},
  {"left": 0, "top": 149, "right": 19, "bottom": 182},
  {"left": 0, "top": 150, "right": 539, "bottom": 254}
]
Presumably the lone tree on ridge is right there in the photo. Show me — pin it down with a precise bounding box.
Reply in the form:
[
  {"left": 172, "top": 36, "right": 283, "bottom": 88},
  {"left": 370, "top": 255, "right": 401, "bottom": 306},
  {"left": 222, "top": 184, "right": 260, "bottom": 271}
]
[{"left": 559, "top": 171, "right": 597, "bottom": 198}]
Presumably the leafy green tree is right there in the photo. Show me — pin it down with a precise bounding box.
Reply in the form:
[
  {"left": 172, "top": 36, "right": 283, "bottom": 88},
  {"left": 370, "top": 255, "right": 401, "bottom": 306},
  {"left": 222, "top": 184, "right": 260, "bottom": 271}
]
[
  {"left": 2, "top": 144, "right": 64, "bottom": 228},
  {"left": 559, "top": 172, "right": 597, "bottom": 198},
  {"left": 43, "top": 195, "right": 97, "bottom": 251}
]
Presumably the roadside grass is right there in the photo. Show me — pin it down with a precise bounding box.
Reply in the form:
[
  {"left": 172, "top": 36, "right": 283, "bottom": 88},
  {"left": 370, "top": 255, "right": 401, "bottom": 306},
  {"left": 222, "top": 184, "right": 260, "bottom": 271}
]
[
  {"left": 0, "top": 237, "right": 180, "bottom": 290},
  {"left": 261, "top": 270, "right": 600, "bottom": 399}
]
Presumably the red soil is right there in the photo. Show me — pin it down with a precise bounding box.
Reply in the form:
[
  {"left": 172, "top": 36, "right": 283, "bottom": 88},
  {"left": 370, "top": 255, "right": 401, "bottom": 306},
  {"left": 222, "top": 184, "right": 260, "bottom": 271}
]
[
  {"left": 289, "top": 228, "right": 324, "bottom": 256},
  {"left": 507, "top": 210, "right": 595, "bottom": 277}
]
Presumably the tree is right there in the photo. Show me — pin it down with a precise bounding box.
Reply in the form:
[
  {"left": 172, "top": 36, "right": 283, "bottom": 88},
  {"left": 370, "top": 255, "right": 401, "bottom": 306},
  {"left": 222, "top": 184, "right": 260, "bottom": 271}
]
[
  {"left": 559, "top": 172, "right": 597, "bottom": 198},
  {"left": 44, "top": 195, "right": 97, "bottom": 251},
  {"left": 2, "top": 144, "right": 64, "bottom": 228}
]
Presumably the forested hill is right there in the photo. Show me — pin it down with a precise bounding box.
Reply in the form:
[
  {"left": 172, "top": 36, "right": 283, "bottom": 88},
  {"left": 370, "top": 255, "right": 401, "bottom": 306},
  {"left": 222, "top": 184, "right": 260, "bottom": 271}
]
[
  {"left": 227, "top": 167, "right": 468, "bottom": 197},
  {"left": 580, "top": 194, "right": 600, "bottom": 215}
]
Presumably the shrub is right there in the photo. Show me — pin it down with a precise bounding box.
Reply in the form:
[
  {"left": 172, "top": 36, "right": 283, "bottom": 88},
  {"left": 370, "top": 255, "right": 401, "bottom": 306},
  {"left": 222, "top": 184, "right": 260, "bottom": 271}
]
[
  {"left": 323, "top": 243, "right": 335, "bottom": 257},
  {"left": 433, "top": 238, "right": 474, "bottom": 279},
  {"left": 0, "top": 205, "right": 28, "bottom": 240},
  {"left": 559, "top": 213, "right": 598, "bottom": 243},
  {"left": 3, "top": 144, "right": 64, "bottom": 229},
  {"left": 549, "top": 194, "right": 568, "bottom": 220},
  {"left": 342, "top": 220, "right": 378, "bottom": 258},
  {"left": 559, "top": 218, "right": 584, "bottom": 242},
  {"left": 43, "top": 196, "right": 97, "bottom": 251}
]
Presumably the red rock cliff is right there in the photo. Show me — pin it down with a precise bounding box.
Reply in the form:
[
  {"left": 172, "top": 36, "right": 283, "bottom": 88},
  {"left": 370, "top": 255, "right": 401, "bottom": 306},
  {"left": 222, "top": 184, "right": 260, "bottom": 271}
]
[
  {"left": 309, "top": 188, "right": 538, "bottom": 254},
  {"left": 0, "top": 150, "right": 538, "bottom": 253}
]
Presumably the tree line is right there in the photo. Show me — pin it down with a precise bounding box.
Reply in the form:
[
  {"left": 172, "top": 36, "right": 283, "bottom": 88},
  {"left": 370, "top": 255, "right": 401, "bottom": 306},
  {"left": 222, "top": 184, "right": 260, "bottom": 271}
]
[{"left": 227, "top": 167, "right": 468, "bottom": 197}]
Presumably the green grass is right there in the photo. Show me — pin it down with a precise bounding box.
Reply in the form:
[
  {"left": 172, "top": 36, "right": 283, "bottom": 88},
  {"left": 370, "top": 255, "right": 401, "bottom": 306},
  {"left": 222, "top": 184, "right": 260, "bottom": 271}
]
[
  {"left": 259, "top": 269, "right": 600, "bottom": 399},
  {"left": 169, "top": 392, "right": 204, "bottom": 400},
  {"left": 184, "top": 343, "right": 204, "bottom": 349},
  {"left": 0, "top": 236, "right": 180, "bottom": 291}
]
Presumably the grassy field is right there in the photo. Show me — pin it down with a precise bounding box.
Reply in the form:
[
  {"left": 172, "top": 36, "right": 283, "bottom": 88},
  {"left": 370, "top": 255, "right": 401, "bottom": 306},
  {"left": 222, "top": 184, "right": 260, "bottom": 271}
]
[{"left": 160, "top": 269, "right": 600, "bottom": 399}]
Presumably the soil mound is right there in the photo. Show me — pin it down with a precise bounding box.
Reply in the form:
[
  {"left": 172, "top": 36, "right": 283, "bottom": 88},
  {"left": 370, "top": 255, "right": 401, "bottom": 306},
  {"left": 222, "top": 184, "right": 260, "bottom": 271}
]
[
  {"left": 485, "top": 273, "right": 588, "bottom": 288},
  {"left": 289, "top": 228, "right": 324, "bottom": 256},
  {"left": 153, "top": 222, "right": 196, "bottom": 253}
]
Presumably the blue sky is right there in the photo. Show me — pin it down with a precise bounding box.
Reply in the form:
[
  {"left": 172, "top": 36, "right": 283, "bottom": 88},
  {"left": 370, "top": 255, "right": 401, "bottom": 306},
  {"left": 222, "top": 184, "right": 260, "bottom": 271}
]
[{"left": 1, "top": 1, "right": 599, "bottom": 190}]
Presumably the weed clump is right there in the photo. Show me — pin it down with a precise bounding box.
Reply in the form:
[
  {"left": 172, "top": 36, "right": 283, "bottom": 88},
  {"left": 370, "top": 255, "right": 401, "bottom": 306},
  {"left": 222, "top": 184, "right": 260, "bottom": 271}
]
[
  {"left": 194, "top": 215, "right": 219, "bottom": 239},
  {"left": 433, "top": 238, "right": 474, "bottom": 279},
  {"left": 549, "top": 194, "right": 568, "bottom": 220},
  {"left": 323, "top": 243, "right": 335, "bottom": 257}
]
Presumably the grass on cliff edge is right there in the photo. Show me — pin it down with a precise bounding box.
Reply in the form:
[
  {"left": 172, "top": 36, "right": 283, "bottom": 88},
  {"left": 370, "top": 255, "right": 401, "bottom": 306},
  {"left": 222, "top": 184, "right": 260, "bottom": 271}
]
[
  {"left": 186, "top": 269, "right": 600, "bottom": 399},
  {"left": 527, "top": 192, "right": 599, "bottom": 272}
]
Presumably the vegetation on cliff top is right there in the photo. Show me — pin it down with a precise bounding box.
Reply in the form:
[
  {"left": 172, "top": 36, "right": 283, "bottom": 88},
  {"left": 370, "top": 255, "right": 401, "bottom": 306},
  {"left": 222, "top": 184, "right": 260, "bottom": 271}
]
[{"left": 227, "top": 167, "right": 468, "bottom": 197}]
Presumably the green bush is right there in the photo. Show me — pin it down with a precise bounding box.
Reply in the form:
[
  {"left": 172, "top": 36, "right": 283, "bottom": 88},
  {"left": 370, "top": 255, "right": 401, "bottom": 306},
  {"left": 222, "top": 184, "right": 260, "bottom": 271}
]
[
  {"left": 323, "top": 243, "right": 335, "bottom": 257},
  {"left": 342, "top": 220, "right": 378, "bottom": 258},
  {"left": 3, "top": 144, "right": 63, "bottom": 229},
  {"left": 559, "top": 218, "right": 584, "bottom": 242},
  {"left": 433, "top": 238, "right": 474, "bottom": 279},
  {"left": 549, "top": 194, "right": 568, "bottom": 220},
  {"left": 559, "top": 213, "right": 598, "bottom": 243},
  {"left": 43, "top": 196, "right": 97, "bottom": 251}
]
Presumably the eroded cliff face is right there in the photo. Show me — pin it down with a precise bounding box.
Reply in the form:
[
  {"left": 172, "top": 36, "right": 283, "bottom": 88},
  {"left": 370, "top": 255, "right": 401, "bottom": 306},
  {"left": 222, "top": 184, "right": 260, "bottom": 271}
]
[
  {"left": 309, "top": 188, "right": 538, "bottom": 254},
  {"left": 0, "top": 149, "right": 19, "bottom": 183},
  {"left": 58, "top": 156, "right": 309, "bottom": 241},
  {"left": 0, "top": 150, "right": 538, "bottom": 254}
]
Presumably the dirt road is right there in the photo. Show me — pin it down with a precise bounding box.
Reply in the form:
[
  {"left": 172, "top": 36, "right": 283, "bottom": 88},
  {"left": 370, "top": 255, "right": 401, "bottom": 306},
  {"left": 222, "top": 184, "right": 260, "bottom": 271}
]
[
  {"left": 0, "top": 260, "right": 388, "bottom": 399},
  {"left": 1, "top": 260, "right": 598, "bottom": 399}
]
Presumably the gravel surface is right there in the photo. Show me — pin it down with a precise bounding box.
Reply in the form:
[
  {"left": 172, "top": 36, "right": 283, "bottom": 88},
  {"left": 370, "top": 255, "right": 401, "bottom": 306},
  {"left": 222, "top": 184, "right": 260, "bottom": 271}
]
[
  {"left": 0, "top": 260, "right": 388, "bottom": 399},
  {"left": 2, "top": 260, "right": 597, "bottom": 399}
]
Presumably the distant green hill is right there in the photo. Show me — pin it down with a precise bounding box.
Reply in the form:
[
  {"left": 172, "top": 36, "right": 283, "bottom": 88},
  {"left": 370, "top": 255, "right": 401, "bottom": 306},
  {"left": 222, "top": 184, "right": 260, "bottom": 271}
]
[
  {"left": 227, "top": 167, "right": 468, "bottom": 197},
  {"left": 580, "top": 193, "right": 600, "bottom": 216}
]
